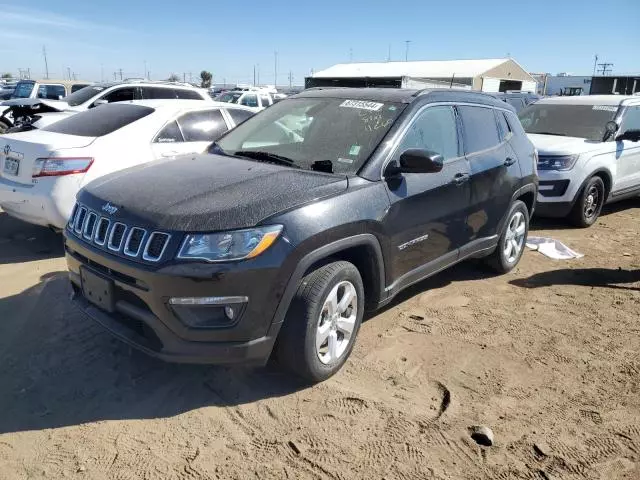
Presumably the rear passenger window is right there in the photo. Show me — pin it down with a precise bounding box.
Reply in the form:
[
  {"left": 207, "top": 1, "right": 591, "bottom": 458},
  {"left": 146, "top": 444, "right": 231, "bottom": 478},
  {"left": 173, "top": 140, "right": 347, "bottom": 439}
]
[
  {"left": 227, "top": 108, "right": 253, "bottom": 125},
  {"left": 155, "top": 120, "right": 184, "bottom": 143},
  {"left": 38, "top": 84, "right": 66, "bottom": 100},
  {"left": 458, "top": 106, "right": 501, "bottom": 154},
  {"left": 143, "top": 87, "right": 178, "bottom": 99},
  {"left": 175, "top": 89, "right": 204, "bottom": 100},
  {"left": 177, "top": 109, "right": 228, "bottom": 142},
  {"left": 495, "top": 110, "right": 511, "bottom": 141},
  {"left": 397, "top": 106, "right": 459, "bottom": 160}
]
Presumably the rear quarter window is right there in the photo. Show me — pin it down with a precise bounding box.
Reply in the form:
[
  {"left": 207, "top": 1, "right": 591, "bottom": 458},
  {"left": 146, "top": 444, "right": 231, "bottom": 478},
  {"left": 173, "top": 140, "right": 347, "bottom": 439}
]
[
  {"left": 175, "top": 89, "right": 205, "bottom": 100},
  {"left": 42, "top": 104, "right": 154, "bottom": 137}
]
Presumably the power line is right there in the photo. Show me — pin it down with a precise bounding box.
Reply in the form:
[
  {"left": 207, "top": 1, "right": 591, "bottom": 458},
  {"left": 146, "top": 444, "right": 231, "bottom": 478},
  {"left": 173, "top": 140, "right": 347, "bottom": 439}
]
[{"left": 597, "top": 62, "right": 613, "bottom": 76}]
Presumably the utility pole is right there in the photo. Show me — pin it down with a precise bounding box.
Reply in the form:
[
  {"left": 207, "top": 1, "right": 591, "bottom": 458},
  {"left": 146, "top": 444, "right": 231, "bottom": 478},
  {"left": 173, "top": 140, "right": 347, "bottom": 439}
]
[
  {"left": 274, "top": 51, "right": 278, "bottom": 87},
  {"left": 288, "top": 71, "right": 293, "bottom": 89},
  {"left": 67, "top": 67, "right": 71, "bottom": 81},
  {"left": 100, "top": 64, "right": 104, "bottom": 82},
  {"left": 253, "top": 65, "right": 256, "bottom": 86},
  {"left": 597, "top": 62, "right": 613, "bottom": 76},
  {"left": 405, "top": 40, "right": 411, "bottom": 62},
  {"left": 42, "top": 46, "right": 49, "bottom": 79},
  {"left": 592, "top": 54, "right": 598, "bottom": 77},
  {"left": 387, "top": 43, "right": 391, "bottom": 62},
  {"left": 118, "top": 68, "right": 123, "bottom": 80},
  {"left": 114, "top": 72, "right": 117, "bottom": 81},
  {"left": 183, "top": 72, "right": 186, "bottom": 83},
  {"left": 257, "top": 64, "right": 260, "bottom": 86}
]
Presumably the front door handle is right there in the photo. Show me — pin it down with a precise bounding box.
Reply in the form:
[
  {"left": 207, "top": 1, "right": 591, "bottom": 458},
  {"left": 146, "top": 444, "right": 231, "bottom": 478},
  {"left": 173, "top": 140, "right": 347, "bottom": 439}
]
[
  {"left": 160, "top": 151, "right": 179, "bottom": 158},
  {"left": 452, "top": 173, "right": 470, "bottom": 185},
  {"left": 504, "top": 157, "right": 516, "bottom": 167}
]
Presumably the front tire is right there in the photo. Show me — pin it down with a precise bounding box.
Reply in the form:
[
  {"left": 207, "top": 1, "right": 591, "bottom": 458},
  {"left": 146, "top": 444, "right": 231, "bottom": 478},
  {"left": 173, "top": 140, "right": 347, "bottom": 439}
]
[
  {"left": 570, "top": 176, "right": 605, "bottom": 228},
  {"left": 486, "top": 200, "right": 529, "bottom": 273},
  {"left": 276, "top": 261, "right": 364, "bottom": 383}
]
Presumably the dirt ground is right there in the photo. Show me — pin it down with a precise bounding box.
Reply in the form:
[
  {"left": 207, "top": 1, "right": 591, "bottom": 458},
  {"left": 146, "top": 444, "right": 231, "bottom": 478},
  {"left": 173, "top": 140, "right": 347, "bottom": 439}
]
[{"left": 0, "top": 202, "right": 639, "bottom": 480}]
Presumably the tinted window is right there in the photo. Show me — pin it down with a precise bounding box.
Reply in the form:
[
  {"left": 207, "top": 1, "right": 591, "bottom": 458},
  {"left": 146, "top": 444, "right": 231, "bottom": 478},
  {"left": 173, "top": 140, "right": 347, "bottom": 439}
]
[
  {"left": 100, "top": 87, "right": 136, "bottom": 104},
  {"left": 42, "top": 104, "right": 154, "bottom": 137},
  {"left": 71, "top": 84, "right": 90, "bottom": 93},
  {"left": 397, "top": 106, "right": 459, "bottom": 160},
  {"left": 260, "top": 96, "right": 271, "bottom": 107},
  {"left": 506, "top": 98, "right": 525, "bottom": 111},
  {"left": 227, "top": 108, "right": 254, "bottom": 125},
  {"left": 621, "top": 106, "right": 640, "bottom": 132},
  {"left": 37, "top": 84, "right": 66, "bottom": 100},
  {"left": 505, "top": 111, "right": 526, "bottom": 137},
  {"left": 143, "top": 87, "right": 177, "bottom": 99},
  {"left": 177, "top": 109, "right": 227, "bottom": 142},
  {"left": 217, "top": 92, "right": 242, "bottom": 103},
  {"left": 495, "top": 110, "right": 511, "bottom": 141},
  {"left": 240, "top": 94, "right": 258, "bottom": 108},
  {"left": 64, "top": 84, "right": 108, "bottom": 106},
  {"left": 175, "top": 89, "right": 203, "bottom": 100},
  {"left": 459, "top": 106, "right": 501, "bottom": 153},
  {"left": 519, "top": 104, "right": 618, "bottom": 141},
  {"left": 155, "top": 120, "right": 184, "bottom": 143}
]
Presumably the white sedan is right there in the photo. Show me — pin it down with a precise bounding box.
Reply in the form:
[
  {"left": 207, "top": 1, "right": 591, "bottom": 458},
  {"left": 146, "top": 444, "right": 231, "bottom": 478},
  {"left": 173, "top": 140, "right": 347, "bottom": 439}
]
[{"left": 0, "top": 100, "right": 254, "bottom": 229}]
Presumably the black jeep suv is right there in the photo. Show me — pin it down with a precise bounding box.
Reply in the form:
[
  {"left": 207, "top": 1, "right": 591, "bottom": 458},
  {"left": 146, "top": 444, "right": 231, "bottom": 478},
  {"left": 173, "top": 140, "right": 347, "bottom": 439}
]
[{"left": 64, "top": 88, "right": 537, "bottom": 382}]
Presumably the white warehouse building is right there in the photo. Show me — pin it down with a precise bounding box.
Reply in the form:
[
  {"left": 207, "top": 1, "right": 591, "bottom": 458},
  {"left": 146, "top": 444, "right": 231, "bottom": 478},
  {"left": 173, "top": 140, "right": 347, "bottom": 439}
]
[{"left": 306, "top": 58, "right": 538, "bottom": 93}]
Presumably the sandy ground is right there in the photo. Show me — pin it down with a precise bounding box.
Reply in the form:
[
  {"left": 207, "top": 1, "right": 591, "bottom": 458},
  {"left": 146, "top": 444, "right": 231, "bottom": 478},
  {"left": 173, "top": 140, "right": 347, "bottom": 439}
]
[{"left": 0, "top": 202, "right": 639, "bottom": 480}]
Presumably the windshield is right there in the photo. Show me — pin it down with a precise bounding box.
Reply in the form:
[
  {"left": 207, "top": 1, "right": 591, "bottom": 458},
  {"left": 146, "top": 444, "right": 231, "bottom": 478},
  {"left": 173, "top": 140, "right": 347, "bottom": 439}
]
[
  {"left": 63, "top": 84, "right": 108, "bottom": 106},
  {"left": 215, "top": 97, "right": 405, "bottom": 174},
  {"left": 519, "top": 103, "right": 619, "bottom": 141},
  {"left": 217, "top": 92, "right": 242, "bottom": 104},
  {"left": 11, "top": 81, "right": 35, "bottom": 99}
]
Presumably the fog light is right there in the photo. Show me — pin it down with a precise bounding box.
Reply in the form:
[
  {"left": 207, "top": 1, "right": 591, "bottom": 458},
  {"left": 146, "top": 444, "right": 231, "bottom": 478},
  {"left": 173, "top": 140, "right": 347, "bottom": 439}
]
[{"left": 168, "top": 296, "right": 248, "bottom": 329}]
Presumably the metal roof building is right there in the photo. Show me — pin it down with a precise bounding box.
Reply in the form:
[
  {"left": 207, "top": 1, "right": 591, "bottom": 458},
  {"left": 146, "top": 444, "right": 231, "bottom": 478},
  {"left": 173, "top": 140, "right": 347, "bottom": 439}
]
[{"left": 306, "top": 58, "right": 538, "bottom": 93}]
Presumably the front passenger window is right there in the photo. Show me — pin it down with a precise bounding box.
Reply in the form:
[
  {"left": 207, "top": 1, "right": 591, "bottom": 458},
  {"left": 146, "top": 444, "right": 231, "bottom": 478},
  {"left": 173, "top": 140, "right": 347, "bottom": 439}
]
[
  {"left": 396, "top": 106, "right": 459, "bottom": 160},
  {"left": 621, "top": 106, "right": 640, "bottom": 133},
  {"left": 100, "top": 87, "right": 136, "bottom": 104}
]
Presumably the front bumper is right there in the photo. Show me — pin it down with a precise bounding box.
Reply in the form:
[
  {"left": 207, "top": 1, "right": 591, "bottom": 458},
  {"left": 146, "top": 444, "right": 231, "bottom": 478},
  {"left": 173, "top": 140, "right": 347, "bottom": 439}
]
[
  {"left": 534, "top": 170, "right": 578, "bottom": 218},
  {"left": 64, "top": 232, "right": 291, "bottom": 365},
  {"left": 0, "top": 175, "right": 80, "bottom": 228}
]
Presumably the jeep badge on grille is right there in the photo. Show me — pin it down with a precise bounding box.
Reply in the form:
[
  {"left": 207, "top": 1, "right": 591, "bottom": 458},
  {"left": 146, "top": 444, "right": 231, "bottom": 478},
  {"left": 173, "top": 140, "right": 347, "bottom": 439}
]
[{"left": 101, "top": 202, "right": 119, "bottom": 215}]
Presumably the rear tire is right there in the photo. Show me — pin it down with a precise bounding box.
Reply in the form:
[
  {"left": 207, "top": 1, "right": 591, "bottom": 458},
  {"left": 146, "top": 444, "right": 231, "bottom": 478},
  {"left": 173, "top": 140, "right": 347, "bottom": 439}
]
[
  {"left": 569, "top": 176, "right": 605, "bottom": 228},
  {"left": 486, "top": 200, "right": 529, "bottom": 273},
  {"left": 0, "top": 119, "right": 10, "bottom": 134},
  {"left": 276, "top": 261, "right": 364, "bottom": 383}
]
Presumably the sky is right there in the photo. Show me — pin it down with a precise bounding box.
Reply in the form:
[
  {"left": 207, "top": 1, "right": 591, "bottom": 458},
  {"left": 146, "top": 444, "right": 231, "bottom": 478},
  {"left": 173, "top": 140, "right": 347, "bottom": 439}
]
[{"left": 1, "top": 0, "right": 638, "bottom": 86}]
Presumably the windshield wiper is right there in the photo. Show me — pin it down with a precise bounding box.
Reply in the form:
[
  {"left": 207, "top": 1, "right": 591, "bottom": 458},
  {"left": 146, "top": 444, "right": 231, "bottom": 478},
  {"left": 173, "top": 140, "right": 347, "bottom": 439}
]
[
  {"left": 532, "top": 131, "right": 567, "bottom": 137},
  {"left": 233, "top": 150, "right": 301, "bottom": 168}
]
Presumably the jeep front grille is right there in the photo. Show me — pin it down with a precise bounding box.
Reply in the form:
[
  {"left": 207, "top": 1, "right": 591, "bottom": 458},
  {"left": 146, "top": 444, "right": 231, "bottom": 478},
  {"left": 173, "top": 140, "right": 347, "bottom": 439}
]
[{"left": 67, "top": 203, "right": 171, "bottom": 263}]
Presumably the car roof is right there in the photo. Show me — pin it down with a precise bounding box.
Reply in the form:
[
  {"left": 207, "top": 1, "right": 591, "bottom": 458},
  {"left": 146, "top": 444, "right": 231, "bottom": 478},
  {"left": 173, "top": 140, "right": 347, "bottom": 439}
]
[
  {"left": 536, "top": 95, "right": 640, "bottom": 106},
  {"left": 294, "top": 87, "right": 512, "bottom": 109}
]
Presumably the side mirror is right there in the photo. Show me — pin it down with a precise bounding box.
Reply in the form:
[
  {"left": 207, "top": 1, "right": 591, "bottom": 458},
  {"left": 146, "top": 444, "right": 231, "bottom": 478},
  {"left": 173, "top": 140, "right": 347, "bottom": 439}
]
[
  {"left": 603, "top": 121, "right": 618, "bottom": 141},
  {"left": 398, "top": 149, "right": 444, "bottom": 174},
  {"left": 617, "top": 129, "right": 640, "bottom": 142},
  {"left": 92, "top": 99, "right": 108, "bottom": 108}
]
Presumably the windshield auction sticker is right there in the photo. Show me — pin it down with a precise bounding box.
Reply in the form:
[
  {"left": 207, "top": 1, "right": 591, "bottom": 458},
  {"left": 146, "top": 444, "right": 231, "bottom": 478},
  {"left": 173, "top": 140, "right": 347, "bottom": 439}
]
[{"left": 340, "top": 100, "right": 384, "bottom": 111}]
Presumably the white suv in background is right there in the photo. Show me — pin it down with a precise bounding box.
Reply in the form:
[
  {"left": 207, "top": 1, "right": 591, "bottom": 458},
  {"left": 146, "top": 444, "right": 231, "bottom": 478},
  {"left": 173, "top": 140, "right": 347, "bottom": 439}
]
[
  {"left": 520, "top": 95, "right": 640, "bottom": 226},
  {"left": 216, "top": 89, "right": 273, "bottom": 111},
  {"left": 2, "top": 80, "right": 211, "bottom": 131}
]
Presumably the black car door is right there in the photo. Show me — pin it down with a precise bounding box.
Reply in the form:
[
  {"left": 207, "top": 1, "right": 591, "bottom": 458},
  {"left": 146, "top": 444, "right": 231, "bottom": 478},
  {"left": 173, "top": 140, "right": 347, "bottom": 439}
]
[
  {"left": 458, "top": 105, "right": 522, "bottom": 243},
  {"left": 383, "top": 104, "right": 472, "bottom": 287}
]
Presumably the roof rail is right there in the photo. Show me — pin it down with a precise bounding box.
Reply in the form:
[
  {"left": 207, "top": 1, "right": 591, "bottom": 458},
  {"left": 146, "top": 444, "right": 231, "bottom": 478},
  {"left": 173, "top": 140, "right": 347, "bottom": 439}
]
[{"left": 121, "top": 78, "right": 198, "bottom": 88}]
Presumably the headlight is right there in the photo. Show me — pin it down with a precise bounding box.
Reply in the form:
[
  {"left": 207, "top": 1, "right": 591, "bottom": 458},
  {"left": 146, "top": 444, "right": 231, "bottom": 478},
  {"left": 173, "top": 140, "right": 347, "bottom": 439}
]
[
  {"left": 177, "top": 225, "right": 283, "bottom": 262},
  {"left": 537, "top": 154, "right": 578, "bottom": 171}
]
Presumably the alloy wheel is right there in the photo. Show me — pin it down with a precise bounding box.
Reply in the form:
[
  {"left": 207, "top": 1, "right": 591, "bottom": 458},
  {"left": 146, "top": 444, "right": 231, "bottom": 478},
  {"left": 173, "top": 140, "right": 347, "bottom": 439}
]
[
  {"left": 316, "top": 281, "right": 358, "bottom": 364},
  {"left": 503, "top": 211, "right": 526, "bottom": 264}
]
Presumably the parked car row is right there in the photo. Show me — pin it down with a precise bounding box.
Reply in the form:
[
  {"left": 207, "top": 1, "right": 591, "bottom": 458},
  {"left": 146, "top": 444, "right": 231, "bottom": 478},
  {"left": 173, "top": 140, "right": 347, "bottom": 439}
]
[{"left": 1, "top": 85, "right": 639, "bottom": 383}]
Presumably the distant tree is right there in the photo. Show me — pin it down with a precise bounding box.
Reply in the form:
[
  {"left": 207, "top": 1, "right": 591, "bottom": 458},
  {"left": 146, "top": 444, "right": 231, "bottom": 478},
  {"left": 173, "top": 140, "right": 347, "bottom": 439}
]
[
  {"left": 167, "top": 73, "right": 180, "bottom": 82},
  {"left": 200, "top": 71, "right": 212, "bottom": 89},
  {"left": 1, "top": 73, "right": 12, "bottom": 79}
]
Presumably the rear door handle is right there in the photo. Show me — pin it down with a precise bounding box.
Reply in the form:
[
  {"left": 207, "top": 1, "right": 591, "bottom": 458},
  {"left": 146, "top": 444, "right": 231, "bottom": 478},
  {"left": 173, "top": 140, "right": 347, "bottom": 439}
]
[
  {"left": 504, "top": 157, "right": 516, "bottom": 167},
  {"left": 452, "top": 173, "right": 470, "bottom": 185}
]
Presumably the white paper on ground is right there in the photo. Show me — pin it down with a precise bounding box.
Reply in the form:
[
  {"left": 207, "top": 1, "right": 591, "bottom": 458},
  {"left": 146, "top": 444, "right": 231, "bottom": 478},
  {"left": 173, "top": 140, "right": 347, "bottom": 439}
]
[{"left": 525, "top": 236, "right": 584, "bottom": 260}]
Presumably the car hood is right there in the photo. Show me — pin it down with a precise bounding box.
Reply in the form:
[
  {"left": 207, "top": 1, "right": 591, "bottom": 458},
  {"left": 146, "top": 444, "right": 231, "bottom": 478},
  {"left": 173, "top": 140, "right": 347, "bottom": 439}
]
[
  {"left": 527, "top": 133, "right": 603, "bottom": 155},
  {"left": 79, "top": 154, "right": 349, "bottom": 232}
]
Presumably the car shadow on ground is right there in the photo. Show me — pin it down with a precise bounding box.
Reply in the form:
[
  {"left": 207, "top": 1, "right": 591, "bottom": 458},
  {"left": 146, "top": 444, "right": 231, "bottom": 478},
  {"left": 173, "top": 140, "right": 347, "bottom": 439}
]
[
  {"left": 0, "top": 272, "right": 307, "bottom": 435},
  {"left": 510, "top": 267, "right": 640, "bottom": 291},
  {"left": 0, "top": 212, "right": 64, "bottom": 264},
  {"left": 530, "top": 198, "right": 639, "bottom": 232}
]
